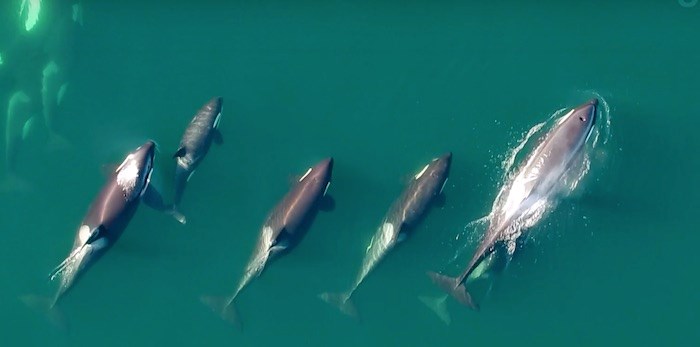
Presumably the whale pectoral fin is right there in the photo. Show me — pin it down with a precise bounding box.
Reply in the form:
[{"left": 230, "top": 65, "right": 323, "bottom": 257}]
[
  {"left": 173, "top": 147, "right": 186, "bottom": 159},
  {"left": 142, "top": 185, "right": 170, "bottom": 213},
  {"left": 213, "top": 129, "right": 223, "bottom": 145},
  {"left": 434, "top": 193, "right": 447, "bottom": 208},
  {"left": 142, "top": 186, "right": 185, "bottom": 224},
  {"left": 396, "top": 231, "right": 408, "bottom": 243},
  {"left": 319, "top": 195, "right": 335, "bottom": 212}
]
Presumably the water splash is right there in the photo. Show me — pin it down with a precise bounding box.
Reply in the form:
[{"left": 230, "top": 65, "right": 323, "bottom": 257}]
[
  {"left": 448, "top": 214, "right": 491, "bottom": 263},
  {"left": 500, "top": 120, "right": 547, "bottom": 175}
]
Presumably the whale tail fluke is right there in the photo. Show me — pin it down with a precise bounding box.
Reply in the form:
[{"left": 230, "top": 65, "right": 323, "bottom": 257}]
[
  {"left": 419, "top": 294, "right": 451, "bottom": 325},
  {"left": 427, "top": 271, "right": 479, "bottom": 311},
  {"left": 45, "top": 132, "right": 72, "bottom": 153},
  {"left": 318, "top": 292, "right": 358, "bottom": 319},
  {"left": 0, "top": 173, "right": 34, "bottom": 194},
  {"left": 200, "top": 295, "right": 240, "bottom": 330},
  {"left": 19, "top": 295, "right": 67, "bottom": 331}
]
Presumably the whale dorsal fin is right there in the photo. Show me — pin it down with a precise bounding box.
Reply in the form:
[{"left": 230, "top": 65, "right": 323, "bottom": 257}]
[
  {"left": 85, "top": 225, "right": 106, "bottom": 244},
  {"left": 173, "top": 147, "right": 186, "bottom": 158},
  {"left": 270, "top": 228, "right": 291, "bottom": 254}
]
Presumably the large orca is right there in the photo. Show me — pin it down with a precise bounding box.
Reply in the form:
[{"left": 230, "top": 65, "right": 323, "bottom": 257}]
[
  {"left": 429, "top": 99, "right": 598, "bottom": 311},
  {"left": 21, "top": 140, "right": 172, "bottom": 327}
]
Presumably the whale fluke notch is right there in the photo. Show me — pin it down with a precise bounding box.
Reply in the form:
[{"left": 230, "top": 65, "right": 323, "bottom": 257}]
[
  {"left": 318, "top": 292, "right": 359, "bottom": 319},
  {"left": 418, "top": 294, "right": 451, "bottom": 325},
  {"left": 19, "top": 295, "right": 67, "bottom": 331},
  {"left": 200, "top": 295, "right": 241, "bottom": 330},
  {"left": 427, "top": 271, "right": 478, "bottom": 311}
]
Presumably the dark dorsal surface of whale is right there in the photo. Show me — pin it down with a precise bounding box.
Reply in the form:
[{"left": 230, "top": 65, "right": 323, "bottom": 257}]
[
  {"left": 320, "top": 152, "right": 452, "bottom": 318},
  {"left": 202, "top": 158, "right": 334, "bottom": 329},
  {"left": 172, "top": 97, "right": 223, "bottom": 223},
  {"left": 385, "top": 152, "right": 453, "bottom": 237},
  {"left": 20, "top": 141, "right": 157, "bottom": 315}
]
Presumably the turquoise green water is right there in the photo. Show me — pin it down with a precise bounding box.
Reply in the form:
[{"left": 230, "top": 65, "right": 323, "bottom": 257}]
[{"left": 1, "top": 1, "right": 700, "bottom": 346}]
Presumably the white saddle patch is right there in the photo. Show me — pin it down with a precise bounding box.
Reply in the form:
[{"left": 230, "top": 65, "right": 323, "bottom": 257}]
[
  {"left": 299, "top": 167, "right": 312, "bottom": 182},
  {"left": 414, "top": 164, "right": 429, "bottom": 180}
]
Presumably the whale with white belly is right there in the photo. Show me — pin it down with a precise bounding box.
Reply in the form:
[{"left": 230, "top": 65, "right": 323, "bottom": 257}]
[{"left": 429, "top": 99, "right": 598, "bottom": 310}]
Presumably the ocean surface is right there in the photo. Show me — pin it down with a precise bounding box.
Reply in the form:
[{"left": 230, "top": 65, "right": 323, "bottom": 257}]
[{"left": 1, "top": 1, "right": 699, "bottom": 346}]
